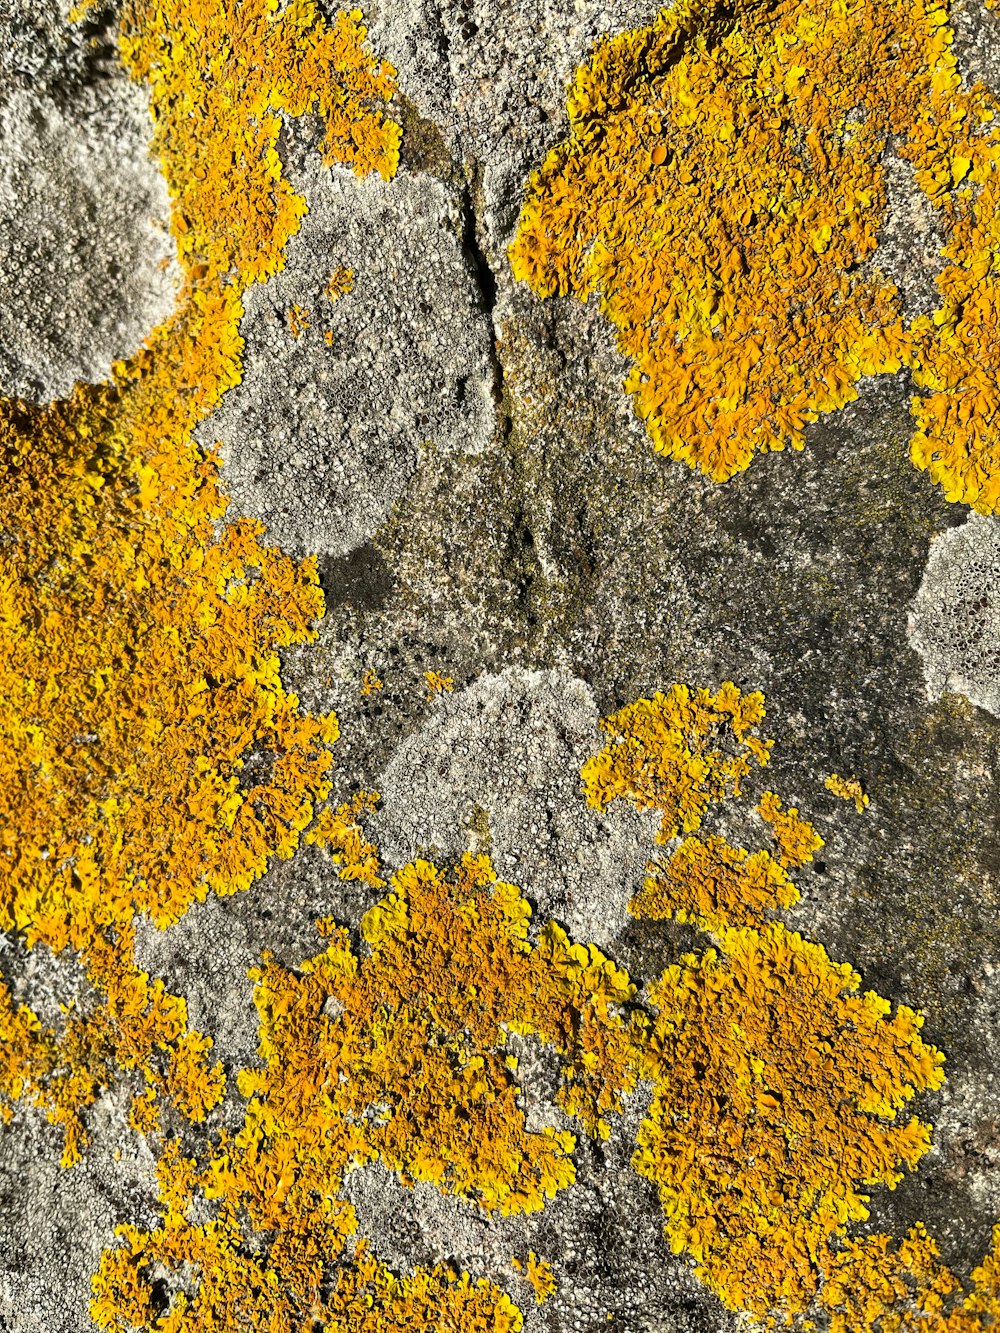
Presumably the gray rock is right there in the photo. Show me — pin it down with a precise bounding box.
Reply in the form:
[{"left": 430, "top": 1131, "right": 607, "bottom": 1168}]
[
  {"left": 0, "top": 77, "right": 177, "bottom": 401},
  {"left": 6, "top": 0, "right": 1000, "bottom": 1329},
  {"left": 876, "top": 152, "right": 948, "bottom": 320},
  {"left": 366, "top": 0, "right": 663, "bottom": 255},
  {"left": 0, "top": 1099, "right": 158, "bottom": 1333},
  {"left": 343, "top": 1086, "right": 736, "bottom": 1333},
  {"left": 202, "top": 141, "right": 496, "bottom": 555},
  {"left": 909, "top": 513, "right": 1000, "bottom": 718},
  {"left": 952, "top": 0, "right": 1000, "bottom": 92},
  {"left": 373, "top": 666, "right": 658, "bottom": 947}
]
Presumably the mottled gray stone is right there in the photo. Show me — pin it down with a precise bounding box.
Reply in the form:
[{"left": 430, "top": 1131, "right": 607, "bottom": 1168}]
[
  {"left": 133, "top": 895, "right": 262, "bottom": 1075},
  {"left": 952, "top": 0, "right": 1000, "bottom": 92},
  {"left": 201, "top": 147, "right": 496, "bottom": 556},
  {"left": 5, "top": 1, "right": 1000, "bottom": 1330},
  {"left": 909, "top": 514, "right": 1000, "bottom": 718},
  {"left": 0, "top": 76, "right": 177, "bottom": 401},
  {"left": 2, "top": 937, "right": 91, "bottom": 1031},
  {"left": 877, "top": 152, "right": 948, "bottom": 319},
  {"left": 366, "top": 0, "right": 663, "bottom": 255},
  {"left": 373, "top": 666, "right": 657, "bottom": 947},
  {"left": 0, "top": 1098, "right": 158, "bottom": 1333},
  {"left": 343, "top": 1086, "right": 735, "bottom": 1333}
]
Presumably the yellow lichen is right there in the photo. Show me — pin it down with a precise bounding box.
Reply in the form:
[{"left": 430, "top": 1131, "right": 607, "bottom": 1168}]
[
  {"left": 631, "top": 833, "right": 799, "bottom": 929},
  {"left": 816, "top": 1222, "right": 1000, "bottom": 1331},
  {"left": 360, "top": 667, "right": 384, "bottom": 694},
  {"left": 513, "top": 1251, "right": 558, "bottom": 1304},
  {"left": 79, "top": 669, "right": 970, "bottom": 1333},
  {"left": 333, "top": 852, "right": 641, "bottom": 1192},
  {"left": 757, "top": 791, "right": 824, "bottom": 869},
  {"left": 635, "top": 923, "right": 944, "bottom": 1317},
  {"left": 424, "top": 669, "right": 455, "bottom": 697},
  {"left": 2, "top": 0, "right": 398, "bottom": 953},
  {"left": 305, "top": 789, "right": 385, "bottom": 888},
  {"left": 286, "top": 303, "right": 311, "bottom": 338},
  {"left": 93, "top": 1131, "right": 525, "bottom": 1333},
  {"left": 119, "top": 1, "right": 399, "bottom": 287},
  {"left": 92, "top": 849, "right": 641, "bottom": 1328},
  {"left": 326, "top": 264, "right": 356, "bottom": 302},
  {"left": 510, "top": 0, "right": 1000, "bottom": 510},
  {"left": 581, "top": 683, "right": 771, "bottom": 842},
  {"left": 826, "top": 772, "right": 870, "bottom": 813},
  {"left": 0, "top": 929, "right": 223, "bottom": 1166},
  {"left": 3, "top": 0, "right": 990, "bottom": 1323},
  {"left": 586, "top": 686, "right": 945, "bottom": 1320},
  {"left": 0, "top": 0, "right": 398, "bottom": 1149}
]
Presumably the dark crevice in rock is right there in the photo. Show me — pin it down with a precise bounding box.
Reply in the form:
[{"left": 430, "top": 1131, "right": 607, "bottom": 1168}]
[
  {"left": 454, "top": 158, "right": 551, "bottom": 650},
  {"left": 458, "top": 172, "right": 498, "bottom": 316}
]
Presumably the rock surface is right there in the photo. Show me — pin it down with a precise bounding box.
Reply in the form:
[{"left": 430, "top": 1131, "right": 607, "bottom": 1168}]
[
  {"left": 3, "top": 2, "right": 1000, "bottom": 1332},
  {"left": 0, "top": 5, "right": 177, "bottom": 401},
  {"left": 202, "top": 135, "right": 496, "bottom": 555},
  {"left": 910, "top": 513, "right": 1000, "bottom": 720}
]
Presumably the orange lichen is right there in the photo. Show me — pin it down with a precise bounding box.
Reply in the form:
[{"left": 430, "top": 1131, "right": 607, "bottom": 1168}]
[
  {"left": 80, "top": 666, "right": 961, "bottom": 1332},
  {"left": 816, "top": 1222, "right": 1000, "bottom": 1331},
  {"left": 325, "top": 265, "right": 356, "bottom": 302},
  {"left": 119, "top": 1, "right": 399, "bottom": 288},
  {"left": 92, "top": 849, "right": 642, "bottom": 1328},
  {"left": 826, "top": 771, "right": 870, "bottom": 813},
  {"left": 513, "top": 1251, "right": 558, "bottom": 1304},
  {"left": 631, "top": 833, "right": 799, "bottom": 929},
  {"left": 93, "top": 1139, "right": 524, "bottom": 1333},
  {"left": 424, "top": 668, "right": 455, "bottom": 697},
  {"left": 360, "top": 667, "right": 384, "bottom": 694},
  {"left": 586, "top": 686, "right": 945, "bottom": 1321},
  {"left": 634, "top": 923, "right": 944, "bottom": 1317},
  {"left": 305, "top": 789, "right": 385, "bottom": 888},
  {"left": 2, "top": 0, "right": 399, "bottom": 956},
  {"left": 286, "top": 303, "right": 311, "bottom": 338},
  {"left": 510, "top": 0, "right": 1000, "bottom": 509},
  {"left": 757, "top": 791, "right": 824, "bottom": 869},
  {"left": 627, "top": 778, "right": 819, "bottom": 935},
  {"left": 0, "top": 930, "right": 223, "bottom": 1166},
  {"left": 2, "top": 4, "right": 984, "bottom": 1322},
  {"left": 318, "top": 852, "right": 641, "bottom": 1195},
  {"left": 581, "top": 683, "right": 771, "bottom": 842},
  {"left": 0, "top": 984, "right": 106, "bottom": 1168},
  {"left": 0, "top": 1, "right": 399, "bottom": 1122},
  {"left": 0, "top": 388, "right": 338, "bottom": 953}
]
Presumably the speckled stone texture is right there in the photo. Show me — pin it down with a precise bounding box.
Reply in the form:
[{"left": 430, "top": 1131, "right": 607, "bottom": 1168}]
[
  {"left": 910, "top": 514, "right": 1000, "bottom": 719},
  {"left": 0, "top": 4, "right": 177, "bottom": 402},
  {"left": 201, "top": 127, "right": 497, "bottom": 555},
  {"left": 4, "top": 2, "right": 1000, "bottom": 1331}
]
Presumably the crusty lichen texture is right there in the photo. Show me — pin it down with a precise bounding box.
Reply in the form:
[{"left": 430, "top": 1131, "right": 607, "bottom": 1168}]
[
  {"left": 637, "top": 927, "right": 942, "bottom": 1317},
  {"left": 3, "top": 1, "right": 1000, "bottom": 1330},
  {"left": 583, "top": 685, "right": 954, "bottom": 1320},
  {"left": 510, "top": 0, "right": 1000, "bottom": 510},
  {"left": 91, "top": 848, "right": 641, "bottom": 1330},
  {"left": 91, "top": 684, "right": 990, "bottom": 1330},
  {"left": 0, "top": 0, "right": 396, "bottom": 1153},
  {"left": 0, "top": 925, "right": 225, "bottom": 1167},
  {"left": 826, "top": 771, "right": 871, "bottom": 812},
  {"left": 581, "top": 683, "right": 773, "bottom": 843},
  {"left": 817, "top": 1222, "right": 1000, "bottom": 1331}
]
